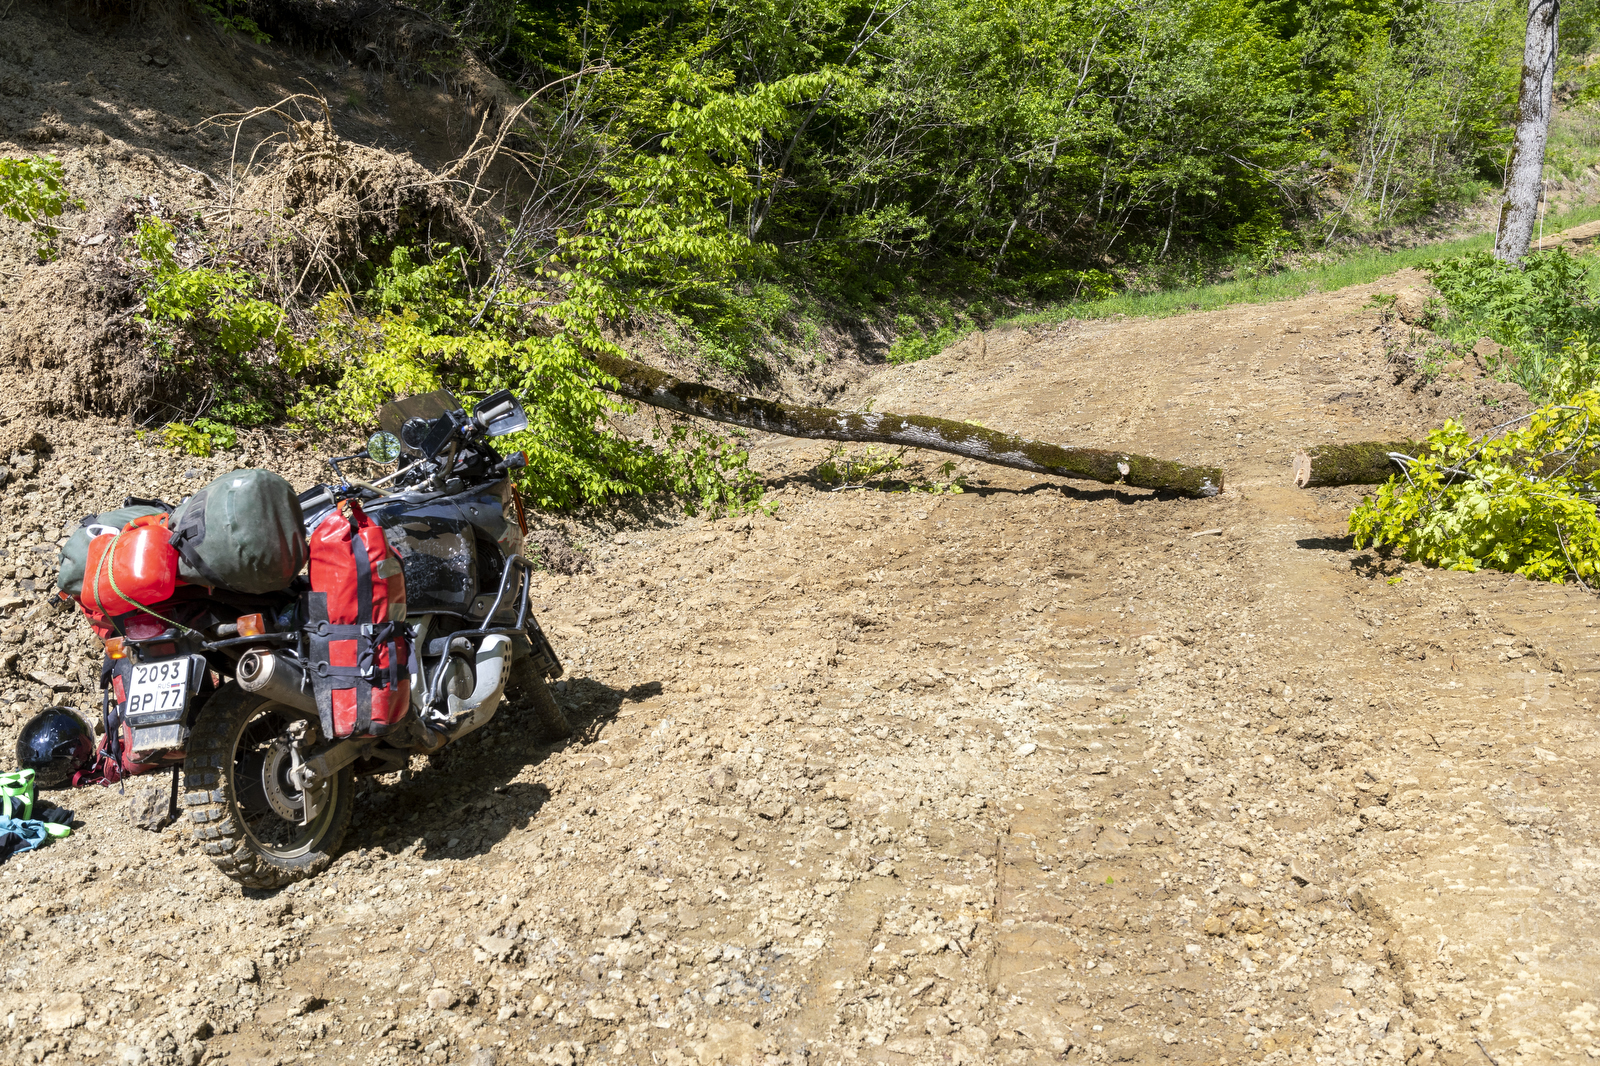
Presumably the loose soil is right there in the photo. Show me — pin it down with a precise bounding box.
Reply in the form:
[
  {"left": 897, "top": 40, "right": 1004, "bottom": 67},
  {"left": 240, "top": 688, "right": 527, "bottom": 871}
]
[
  {"left": 1, "top": 6, "right": 1598, "bottom": 1066},
  {"left": 0, "top": 270, "right": 1596, "bottom": 1066}
]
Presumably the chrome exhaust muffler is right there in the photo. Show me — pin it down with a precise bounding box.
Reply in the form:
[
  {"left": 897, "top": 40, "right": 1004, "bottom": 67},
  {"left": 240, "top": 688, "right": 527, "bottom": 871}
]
[{"left": 236, "top": 649, "right": 318, "bottom": 717}]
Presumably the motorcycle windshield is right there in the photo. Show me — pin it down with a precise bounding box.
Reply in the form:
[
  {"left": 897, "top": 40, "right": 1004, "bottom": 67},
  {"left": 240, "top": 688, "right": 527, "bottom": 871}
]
[{"left": 378, "top": 390, "right": 459, "bottom": 439}]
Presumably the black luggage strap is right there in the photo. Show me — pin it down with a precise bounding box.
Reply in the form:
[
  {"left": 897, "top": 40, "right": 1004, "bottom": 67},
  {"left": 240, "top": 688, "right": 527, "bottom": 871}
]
[
  {"left": 165, "top": 488, "right": 230, "bottom": 589},
  {"left": 101, "top": 657, "right": 128, "bottom": 793},
  {"left": 121, "top": 496, "right": 174, "bottom": 514},
  {"left": 352, "top": 526, "right": 373, "bottom": 734}
]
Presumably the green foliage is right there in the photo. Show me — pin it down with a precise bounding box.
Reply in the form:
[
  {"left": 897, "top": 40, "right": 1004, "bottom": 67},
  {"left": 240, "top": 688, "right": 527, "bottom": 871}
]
[
  {"left": 812, "top": 443, "right": 968, "bottom": 494},
  {"left": 532, "top": 0, "right": 1519, "bottom": 298},
  {"left": 0, "top": 155, "right": 82, "bottom": 260},
  {"left": 1426, "top": 249, "right": 1600, "bottom": 401},
  {"left": 190, "top": 1, "right": 270, "bottom": 43},
  {"left": 1303, "top": 0, "right": 1517, "bottom": 233},
  {"left": 646, "top": 417, "right": 768, "bottom": 516},
  {"left": 885, "top": 297, "right": 988, "bottom": 364},
  {"left": 887, "top": 316, "right": 964, "bottom": 365},
  {"left": 665, "top": 283, "right": 792, "bottom": 376},
  {"left": 160, "top": 418, "right": 238, "bottom": 458},
  {"left": 1018, "top": 269, "right": 1117, "bottom": 303},
  {"left": 1349, "top": 393, "right": 1600, "bottom": 585},
  {"left": 377, "top": 0, "right": 1526, "bottom": 391},
  {"left": 134, "top": 216, "right": 297, "bottom": 361},
  {"left": 131, "top": 215, "right": 292, "bottom": 428},
  {"left": 292, "top": 247, "right": 765, "bottom": 515},
  {"left": 814, "top": 444, "right": 905, "bottom": 488}
]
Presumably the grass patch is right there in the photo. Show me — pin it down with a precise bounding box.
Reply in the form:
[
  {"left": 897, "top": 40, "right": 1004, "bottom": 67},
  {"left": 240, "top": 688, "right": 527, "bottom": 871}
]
[{"left": 996, "top": 204, "right": 1600, "bottom": 330}]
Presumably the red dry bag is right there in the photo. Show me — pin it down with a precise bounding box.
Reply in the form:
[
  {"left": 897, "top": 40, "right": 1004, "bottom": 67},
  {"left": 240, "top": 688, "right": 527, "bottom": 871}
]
[{"left": 305, "top": 500, "right": 411, "bottom": 739}]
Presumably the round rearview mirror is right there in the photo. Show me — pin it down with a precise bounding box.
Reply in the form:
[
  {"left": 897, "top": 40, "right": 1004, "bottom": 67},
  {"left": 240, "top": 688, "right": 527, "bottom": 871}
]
[{"left": 366, "top": 431, "right": 403, "bottom": 465}]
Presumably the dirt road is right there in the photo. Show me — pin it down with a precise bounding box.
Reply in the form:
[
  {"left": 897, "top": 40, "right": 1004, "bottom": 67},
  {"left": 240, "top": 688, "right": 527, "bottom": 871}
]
[{"left": 1, "top": 274, "right": 1596, "bottom": 1066}]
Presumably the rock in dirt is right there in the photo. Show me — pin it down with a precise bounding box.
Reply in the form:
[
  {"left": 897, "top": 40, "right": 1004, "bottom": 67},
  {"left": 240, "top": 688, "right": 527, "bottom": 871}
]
[
  {"left": 40, "top": 991, "right": 86, "bottom": 1032},
  {"left": 596, "top": 907, "right": 638, "bottom": 938},
  {"left": 24, "top": 668, "right": 71, "bottom": 691},
  {"left": 125, "top": 786, "right": 173, "bottom": 831},
  {"left": 284, "top": 993, "right": 323, "bottom": 1018},
  {"left": 477, "top": 933, "right": 516, "bottom": 959}
]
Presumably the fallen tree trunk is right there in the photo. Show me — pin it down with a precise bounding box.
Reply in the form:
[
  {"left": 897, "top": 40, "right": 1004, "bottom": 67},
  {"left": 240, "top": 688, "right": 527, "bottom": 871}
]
[
  {"left": 1292, "top": 442, "right": 1428, "bottom": 488},
  {"left": 1292, "top": 440, "right": 1600, "bottom": 487},
  {"left": 592, "top": 353, "right": 1224, "bottom": 498}
]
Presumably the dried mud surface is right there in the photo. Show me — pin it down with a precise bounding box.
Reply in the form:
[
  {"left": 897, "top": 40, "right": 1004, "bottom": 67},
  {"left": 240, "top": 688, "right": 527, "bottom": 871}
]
[{"left": 0, "top": 274, "right": 1594, "bottom": 1066}]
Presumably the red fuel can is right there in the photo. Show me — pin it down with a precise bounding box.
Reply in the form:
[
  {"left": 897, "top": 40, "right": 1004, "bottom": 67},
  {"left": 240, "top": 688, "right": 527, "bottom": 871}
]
[{"left": 81, "top": 514, "right": 181, "bottom": 616}]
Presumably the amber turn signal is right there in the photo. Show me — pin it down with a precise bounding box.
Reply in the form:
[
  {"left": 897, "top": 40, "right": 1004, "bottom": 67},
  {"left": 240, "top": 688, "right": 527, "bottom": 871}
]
[
  {"left": 236, "top": 613, "right": 268, "bottom": 638},
  {"left": 104, "top": 637, "right": 126, "bottom": 660}
]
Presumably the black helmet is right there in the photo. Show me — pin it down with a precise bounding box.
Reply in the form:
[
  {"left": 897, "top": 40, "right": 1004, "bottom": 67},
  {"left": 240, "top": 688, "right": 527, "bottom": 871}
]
[{"left": 17, "top": 707, "right": 95, "bottom": 789}]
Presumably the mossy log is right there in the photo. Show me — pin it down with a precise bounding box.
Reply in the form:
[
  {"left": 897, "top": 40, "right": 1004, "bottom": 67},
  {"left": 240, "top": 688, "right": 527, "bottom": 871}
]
[
  {"left": 1293, "top": 440, "right": 1600, "bottom": 487},
  {"left": 592, "top": 353, "right": 1224, "bottom": 498},
  {"left": 1292, "top": 442, "right": 1428, "bottom": 488}
]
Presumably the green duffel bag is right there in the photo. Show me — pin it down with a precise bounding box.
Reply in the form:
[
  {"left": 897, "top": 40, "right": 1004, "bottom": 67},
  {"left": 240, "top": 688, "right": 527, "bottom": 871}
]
[
  {"left": 168, "top": 469, "right": 308, "bottom": 594},
  {"left": 56, "top": 499, "right": 170, "bottom": 596}
]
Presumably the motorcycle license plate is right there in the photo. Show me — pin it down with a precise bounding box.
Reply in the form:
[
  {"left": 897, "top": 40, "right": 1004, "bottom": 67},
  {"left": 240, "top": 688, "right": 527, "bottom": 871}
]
[{"left": 125, "top": 658, "right": 191, "bottom": 719}]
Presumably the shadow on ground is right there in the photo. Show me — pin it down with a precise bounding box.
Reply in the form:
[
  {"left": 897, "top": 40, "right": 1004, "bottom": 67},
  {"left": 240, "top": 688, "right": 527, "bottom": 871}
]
[{"left": 340, "top": 676, "right": 665, "bottom": 862}]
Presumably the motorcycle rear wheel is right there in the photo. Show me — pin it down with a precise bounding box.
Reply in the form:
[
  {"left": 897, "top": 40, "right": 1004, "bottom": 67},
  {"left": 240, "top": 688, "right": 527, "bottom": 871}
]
[
  {"left": 181, "top": 683, "right": 353, "bottom": 889},
  {"left": 507, "top": 656, "right": 574, "bottom": 740}
]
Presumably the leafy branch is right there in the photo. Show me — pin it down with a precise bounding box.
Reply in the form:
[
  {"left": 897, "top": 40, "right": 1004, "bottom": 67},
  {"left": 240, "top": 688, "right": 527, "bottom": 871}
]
[
  {"left": 1350, "top": 392, "right": 1600, "bottom": 586},
  {"left": 0, "top": 155, "right": 83, "bottom": 260}
]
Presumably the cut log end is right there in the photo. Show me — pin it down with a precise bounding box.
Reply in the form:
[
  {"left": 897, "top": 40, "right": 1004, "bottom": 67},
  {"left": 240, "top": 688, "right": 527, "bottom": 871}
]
[{"left": 1292, "top": 450, "right": 1313, "bottom": 488}]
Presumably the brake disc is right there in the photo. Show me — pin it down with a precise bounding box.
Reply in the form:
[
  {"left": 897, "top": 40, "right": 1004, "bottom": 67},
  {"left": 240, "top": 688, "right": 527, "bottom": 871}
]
[{"left": 261, "top": 739, "right": 316, "bottom": 823}]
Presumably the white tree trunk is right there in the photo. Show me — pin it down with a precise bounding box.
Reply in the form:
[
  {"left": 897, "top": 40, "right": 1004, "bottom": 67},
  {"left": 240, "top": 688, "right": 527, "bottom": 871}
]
[{"left": 1497, "top": 0, "right": 1561, "bottom": 262}]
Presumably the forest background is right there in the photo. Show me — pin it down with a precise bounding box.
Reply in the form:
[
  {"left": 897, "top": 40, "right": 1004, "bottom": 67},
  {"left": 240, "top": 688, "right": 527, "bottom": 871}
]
[
  {"left": 394, "top": 0, "right": 1575, "bottom": 329},
  {"left": 15, "top": 0, "right": 1600, "bottom": 515}
]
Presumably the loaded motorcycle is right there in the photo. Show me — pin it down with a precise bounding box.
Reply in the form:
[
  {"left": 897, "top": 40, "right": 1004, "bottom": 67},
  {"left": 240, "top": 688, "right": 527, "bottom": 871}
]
[{"left": 23, "top": 389, "right": 569, "bottom": 889}]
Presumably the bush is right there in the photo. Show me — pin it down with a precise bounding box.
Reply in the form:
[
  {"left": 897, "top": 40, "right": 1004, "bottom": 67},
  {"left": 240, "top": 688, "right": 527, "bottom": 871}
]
[
  {"left": 160, "top": 419, "right": 238, "bottom": 458},
  {"left": 1349, "top": 391, "right": 1600, "bottom": 586},
  {"left": 665, "top": 283, "right": 792, "bottom": 377},
  {"left": 1426, "top": 249, "right": 1600, "bottom": 401},
  {"left": 886, "top": 302, "right": 977, "bottom": 365},
  {"left": 0, "top": 155, "right": 82, "bottom": 260},
  {"left": 191, "top": 1, "right": 269, "bottom": 42},
  {"left": 290, "top": 247, "right": 764, "bottom": 515},
  {"left": 130, "top": 215, "right": 292, "bottom": 428},
  {"left": 134, "top": 216, "right": 296, "bottom": 360}
]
